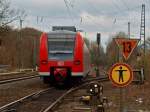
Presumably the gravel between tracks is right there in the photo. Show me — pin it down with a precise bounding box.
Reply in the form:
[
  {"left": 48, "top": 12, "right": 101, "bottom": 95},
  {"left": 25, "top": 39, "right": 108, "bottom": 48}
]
[
  {"left": 0, "top": 77, "right": 49, "bottom": 107},
  {"left": 53, "top": 87, "right": 89, "bottom": 112},
  {"left": 52, "top": 81, "right": 150, "bottom": 112}
]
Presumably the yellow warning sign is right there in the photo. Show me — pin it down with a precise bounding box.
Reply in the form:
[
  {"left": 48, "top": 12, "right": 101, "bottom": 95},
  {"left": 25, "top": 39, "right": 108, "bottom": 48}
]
[{"left": 109, "top": 63, "right": 133, "bottom": 87}]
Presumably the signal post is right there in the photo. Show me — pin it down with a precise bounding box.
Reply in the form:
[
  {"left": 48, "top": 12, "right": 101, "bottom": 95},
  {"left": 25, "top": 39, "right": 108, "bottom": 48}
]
[{"left": 96, "top": 33, "right": 101, "bottom": 77}]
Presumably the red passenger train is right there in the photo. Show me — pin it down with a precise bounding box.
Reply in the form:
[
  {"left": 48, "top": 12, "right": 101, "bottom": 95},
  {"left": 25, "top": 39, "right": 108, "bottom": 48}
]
[{"left": 39, "top": 26, "right": 90, "bottom": 85}]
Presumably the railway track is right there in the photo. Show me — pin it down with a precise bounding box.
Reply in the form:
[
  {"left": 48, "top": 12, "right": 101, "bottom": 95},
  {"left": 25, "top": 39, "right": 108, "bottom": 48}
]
[
  {"left": 0, "top": 76, "right": 109, "bottom": 112},
  {"left": 0, "top": 72, "right": 39, "bottom": 84},
  {"left": 43, "top": 76, "right": 109, "bottom": 112},
  {"left": 0, "top": 87, "right": 68, "bottom": 112}
]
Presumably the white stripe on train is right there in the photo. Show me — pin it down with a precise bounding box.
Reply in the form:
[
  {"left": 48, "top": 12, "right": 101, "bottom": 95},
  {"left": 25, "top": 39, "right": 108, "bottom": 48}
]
[{"left": 39, "top": 72, "right": 83, "bottom": 76}]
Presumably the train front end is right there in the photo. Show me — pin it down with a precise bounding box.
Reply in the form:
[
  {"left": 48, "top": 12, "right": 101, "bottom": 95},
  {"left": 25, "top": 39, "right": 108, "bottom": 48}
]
[{"left": 39, "top": 30, "right": 87, "bottom": 85}]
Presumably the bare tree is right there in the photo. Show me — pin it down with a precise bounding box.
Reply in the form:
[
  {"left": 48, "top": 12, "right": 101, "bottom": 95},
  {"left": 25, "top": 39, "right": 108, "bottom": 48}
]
[
  {"left": 106, "top": 32, "right": 128, "bottom": 67},
  {"left": 0, "top": 0, "right": 26, "bottom": 27},
  {"left": 90, "top": 41, "right": 106, "bottom": 67}
]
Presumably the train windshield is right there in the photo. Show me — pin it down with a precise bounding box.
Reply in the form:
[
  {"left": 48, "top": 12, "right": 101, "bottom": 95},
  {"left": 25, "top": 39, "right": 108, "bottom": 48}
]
[{"left": 48, "top": 33, "right": 75, "bottom": 60}]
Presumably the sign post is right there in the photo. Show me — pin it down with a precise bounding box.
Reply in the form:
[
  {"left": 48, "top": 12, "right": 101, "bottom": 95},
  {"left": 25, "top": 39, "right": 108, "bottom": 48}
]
[{"left": 108, "top": 37, "right": 139, "bottom": 112}]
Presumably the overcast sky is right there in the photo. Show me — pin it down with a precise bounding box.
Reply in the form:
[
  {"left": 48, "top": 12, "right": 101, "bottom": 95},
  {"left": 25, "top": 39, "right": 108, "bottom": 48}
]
[{"left": 10, "top": 0, "right": 150, "bottom": 47}]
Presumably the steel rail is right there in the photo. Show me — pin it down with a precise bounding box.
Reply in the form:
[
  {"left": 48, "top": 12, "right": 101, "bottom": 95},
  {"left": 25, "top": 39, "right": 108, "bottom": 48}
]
[
  {"left": 0, "top": 71, "right": 36, "bottom": 76},
  {"left": 0, "top": 75, "right": 109, "bottom": 112},
  {"left": 42, "top": 76, "right": 109, "bottom": 112},
  {"left": 0, "top": 75, "right": 39, "bottom": 85},
  {"left": 0, "top": 88, "right": 52, "bottom": 112},
  {"left": 0, "top": 72, "right": 26, "bottom": 76}
]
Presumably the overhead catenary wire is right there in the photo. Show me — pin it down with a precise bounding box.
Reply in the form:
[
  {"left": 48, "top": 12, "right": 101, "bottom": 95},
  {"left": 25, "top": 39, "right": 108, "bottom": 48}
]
[
  {"left": 12, "top": 0, "right": 149, "bottom": 39},
  {"left": 65, "top": 0, "right": 104, "bottom": 30},
  {"left": 116, "top": 0, "right": 130, "bottom": 10},
  {"left": 67, "top": 0, "right": 75, "bottom": 8},
  {"left": 88, "top": 0, "right": 140, "bottom": 23},
  {"left": 111, "top": 0, "right": 140, "bottom": 23},
  {"left": 64, "top": 0, "right": 143, "bottom": 34},
  {"left": 112, "top": 0, "right": 124, "bottom": 12},
  {"left": 63, "top": 0, "right": 75, "bottom": 24},
  {"left": 64, "top": 0, "right": 121, "bottom": 29},
  {"left": 86, "top": 0, "right": 144, "bottom": 38},
  {"left": 31, "top": 0, "right": 142, "bottom": 30},
  {"left": 65, "top": 0, "right": 83, "bottom": 27},
  {"left": 110, "top": 1, "right": 141, "bottom": 36},
  {"left": 86, "top": 0, "right": 141, "bottom": 21}
]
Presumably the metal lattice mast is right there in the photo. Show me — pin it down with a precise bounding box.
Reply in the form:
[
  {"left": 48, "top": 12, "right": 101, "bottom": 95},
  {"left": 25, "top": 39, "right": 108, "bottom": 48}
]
[{"left": 140, "top": 4, "right": 145, "bottom": 54}]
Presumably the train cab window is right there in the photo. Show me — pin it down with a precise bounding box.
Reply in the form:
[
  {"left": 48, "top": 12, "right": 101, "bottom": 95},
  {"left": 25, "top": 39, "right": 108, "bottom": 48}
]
[{"left": 48, "top": 33, "right": 75, "bottom": 60}]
